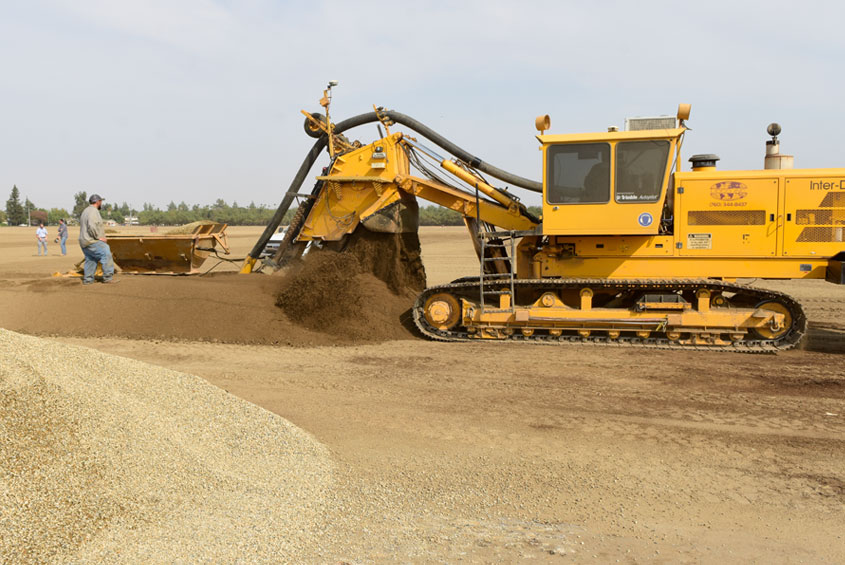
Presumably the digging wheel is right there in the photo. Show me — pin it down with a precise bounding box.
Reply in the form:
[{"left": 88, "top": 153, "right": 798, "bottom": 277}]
[{"left": 423, "top": 292, "right": 461, "bottom": 331}]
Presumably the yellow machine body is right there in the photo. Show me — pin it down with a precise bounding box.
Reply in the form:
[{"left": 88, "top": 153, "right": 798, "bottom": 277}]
[
  {"left": 296, "top": 133, "right": 411, "bottom": 241},
  {"left": 525, "top": 128, "right": 845, "bottom": 282},
  {"left": 539, "top": 128, "right": 683, "bottom": 236},
  {"left": 291, "top": 133, "right": 535, "bottom": 247},
  {"left": 255, "top": 95, "right": 843, "bottom": 351}
]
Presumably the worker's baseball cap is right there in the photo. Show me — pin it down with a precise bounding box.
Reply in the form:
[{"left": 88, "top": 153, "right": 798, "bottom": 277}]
[{"left": 88, "top": 194, "right": 104, "bottom": 203}]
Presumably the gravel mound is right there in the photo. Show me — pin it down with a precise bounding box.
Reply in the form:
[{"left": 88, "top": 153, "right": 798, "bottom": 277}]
[{"left": 0, "top": 329, "right": 333, "bottom": 563}]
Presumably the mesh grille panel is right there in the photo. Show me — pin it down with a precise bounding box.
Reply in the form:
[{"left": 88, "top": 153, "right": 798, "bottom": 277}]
[
  {"left": 687, "top": 210, "right": 766, "bottom": 225},
  {"left": 795, "top": 206, "right": 845, "bottom": 242},
  {"left": 819, "top": 192, "right": 845, "bottom": 207},
  {"left": 795, "top": 209, "right": 845, "bottom": 225},
  {"left": 796, "top": 226, "right": 845, "bottom": 242}
]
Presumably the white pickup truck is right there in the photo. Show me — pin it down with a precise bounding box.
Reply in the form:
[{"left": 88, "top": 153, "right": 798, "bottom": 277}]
[{"left": 260, "top": 226, "right": 287, "bottom": 259}]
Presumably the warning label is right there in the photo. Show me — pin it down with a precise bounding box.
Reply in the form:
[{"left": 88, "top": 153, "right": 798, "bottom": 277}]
[{"left": 687, "top": 233, "right": 712, "bottom": 250}]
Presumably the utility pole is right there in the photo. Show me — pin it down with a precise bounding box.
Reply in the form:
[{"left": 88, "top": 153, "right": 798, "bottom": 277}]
[{"left": 26, "top": 196, "right": 30, "bottom": 227}]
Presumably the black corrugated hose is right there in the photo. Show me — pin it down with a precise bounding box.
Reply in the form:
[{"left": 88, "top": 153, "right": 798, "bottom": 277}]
[{"left": 247, "top": 110, "right": 541, "bottom": 261}]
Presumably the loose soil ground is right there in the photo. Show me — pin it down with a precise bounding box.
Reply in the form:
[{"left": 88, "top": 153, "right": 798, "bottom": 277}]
[{"left": 1, "top": 225, "right": 844, "bottom": 562}]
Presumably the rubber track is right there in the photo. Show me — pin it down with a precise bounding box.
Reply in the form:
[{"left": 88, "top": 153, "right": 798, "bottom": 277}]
[{"left": 412, "top": 278, "right": 808, "bottom": 353}]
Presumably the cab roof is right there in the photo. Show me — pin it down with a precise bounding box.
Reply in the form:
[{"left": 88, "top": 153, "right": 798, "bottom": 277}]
[{"left": 537, "top": 127, "right": 686, "bottom": 144}]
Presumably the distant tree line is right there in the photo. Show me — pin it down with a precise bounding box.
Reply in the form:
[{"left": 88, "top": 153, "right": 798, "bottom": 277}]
[
  {"left": 135, "top": 199, "right": 279, "bottom": 226},
  {"left": 133, "top": 202, "right": 520, "bottom": 227},
  {"left": 3, "top": 186, "right": 280, "bottom": 227},
  {"left": 417, "top": 205, "right": 541, "bottom": 226},
  {"left": 4, "top": 185, "right": 71, "bottom": 226},
  {"left": 4, "top": 185, "right": 541, "bottom": 227}
]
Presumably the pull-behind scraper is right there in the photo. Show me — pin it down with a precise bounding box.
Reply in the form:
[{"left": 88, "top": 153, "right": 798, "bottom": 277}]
[
  {"left": 242, "top": 84, "right": 845, "bottom": 351},
  {"left": 55, "top": 221, "right": 230, "bottom": 279},
  {"left": 108, "top": 222, "right": 230, "bottom": 274}
]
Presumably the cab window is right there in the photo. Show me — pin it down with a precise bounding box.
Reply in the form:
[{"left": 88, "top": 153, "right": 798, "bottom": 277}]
[
  {"left": 547, "top": 143, "right": 610, "bottom": 204},
  {"left": 615, "top": 140, "right": 670, "bottom": 203}
]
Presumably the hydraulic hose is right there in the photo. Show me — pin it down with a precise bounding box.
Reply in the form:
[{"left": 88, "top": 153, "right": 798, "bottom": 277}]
[
  {"left": 246, "top": 137, "right": 327, "bottom": 262},
  {"left": 246, "top": 110, "right": 541, "bottom": 262},
  {"left": 376, "top": 111, "right": 542, "bottom": 193}
]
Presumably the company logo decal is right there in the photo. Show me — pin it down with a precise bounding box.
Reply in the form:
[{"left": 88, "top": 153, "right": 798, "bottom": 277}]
[
  {"left": 637, "top": 212, "right": 653, "bottom": 227},
  {"left": 809, "top": 179, "right": 845, "bottom": 191},
  {"left": 710, "top": 181, "right": 748, "bottom": 201}
]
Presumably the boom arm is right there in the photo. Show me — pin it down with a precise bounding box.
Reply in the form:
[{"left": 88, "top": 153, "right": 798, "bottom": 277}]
[
  {"left": 289, "top": 132, "right": 538, "bottom": 240},
  {"left": 395, "top": 172, "right": 538, "bottom": 232},
  {"left": 241, "top": 109, "right": 541, "bottom": 272}
]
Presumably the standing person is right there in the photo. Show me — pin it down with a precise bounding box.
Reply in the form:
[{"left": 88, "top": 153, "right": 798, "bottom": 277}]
[
  {"left": 35, "top": 222, "right": 48, "bottom": 256},
  {"left": 79, "top": 194, "right": 117, "bottom": 285},
  {"left": 57, "top": 219, "right": 68, "bottom": 255}
]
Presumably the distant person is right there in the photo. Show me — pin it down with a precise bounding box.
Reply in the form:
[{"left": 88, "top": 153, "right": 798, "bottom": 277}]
[
  {"left": 79, "top": 194, "right": 117, "bottom": 285},
  {"left": 35, "top": 222, "right": 48, "bottom": 256},
  {"left": 57, "top": 218, "right": 68, "bottom": 255}
]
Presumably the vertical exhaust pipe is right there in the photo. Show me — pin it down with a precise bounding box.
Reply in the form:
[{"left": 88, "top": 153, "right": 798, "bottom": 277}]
[{"left": 764, "top": 123, "right": 794, "bottom": 169}]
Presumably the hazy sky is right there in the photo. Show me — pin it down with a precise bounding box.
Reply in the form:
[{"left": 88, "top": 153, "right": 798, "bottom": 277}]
[{"left": 2, "top": 0, "right": 845, "bottom": 211}]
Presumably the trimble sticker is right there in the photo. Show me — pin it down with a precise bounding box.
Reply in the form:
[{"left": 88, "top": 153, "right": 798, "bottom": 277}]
[{"left": 687, "top": 233, "right": 712, "bottom": 250}]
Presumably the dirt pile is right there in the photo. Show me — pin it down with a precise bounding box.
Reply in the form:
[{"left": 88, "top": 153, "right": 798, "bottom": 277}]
[
  {"left": 275, "top": 230, "right": 425, "bottom": 341},
  {"left": 0, "top": 274, "right": 335, "bottom": 346},
  {"left": 0, "top": 227, "right": 428, "bottom": 346},
  {"left": 342, "top": 229, "right": 427, "bottom": 293},
  {"left": 0, "top": 268, "right": 419, "bottom": 346},
  {"left": 0, "top": 329, "right": 334, "bottom": 563}
]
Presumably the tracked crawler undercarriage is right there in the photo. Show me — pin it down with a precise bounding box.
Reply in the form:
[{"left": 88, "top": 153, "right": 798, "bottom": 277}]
[{"left": 414, "top": 278, "right": 807, "bottom": 352}]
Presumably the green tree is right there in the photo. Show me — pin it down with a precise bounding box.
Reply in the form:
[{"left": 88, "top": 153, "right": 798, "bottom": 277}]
[
  {"left": 418, "top": 205, "right": 463, "bottom": 226},
  {"left": 5, "top": 185, "right": 25, "bottom": 225},
  {"left": 48, "top": 208, "right": 71, "bottom": 224},
  {"left": 72, "top": 191, "right": 88, "bottom": 218},
  {"left": 129, "top": 199, "right": 296, "bottom": 226},
  {"left": 0, "top": 210, "right": 7, "bottom": 225},
  {"left": 138, "top": 208, "right": 165, "bottom": 225}
]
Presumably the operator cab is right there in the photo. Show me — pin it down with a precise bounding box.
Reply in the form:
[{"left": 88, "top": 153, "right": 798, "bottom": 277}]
[
  {"left": 546, "top": 140, "right": 670, "bottom": 205},
  {"left": 537, "top": 105, "right": 689, "bottom": 236}
]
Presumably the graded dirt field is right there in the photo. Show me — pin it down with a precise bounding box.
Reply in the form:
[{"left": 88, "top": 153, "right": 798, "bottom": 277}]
[{"left": 1, "top": 225, "right": 844, "bottom": 563}]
